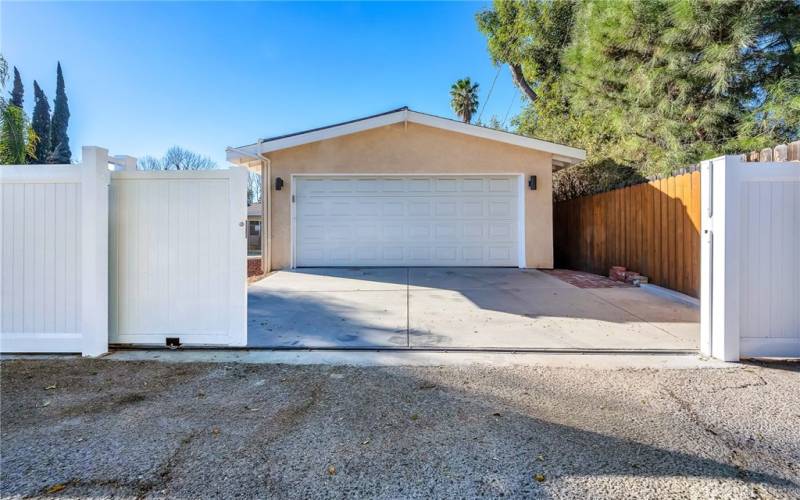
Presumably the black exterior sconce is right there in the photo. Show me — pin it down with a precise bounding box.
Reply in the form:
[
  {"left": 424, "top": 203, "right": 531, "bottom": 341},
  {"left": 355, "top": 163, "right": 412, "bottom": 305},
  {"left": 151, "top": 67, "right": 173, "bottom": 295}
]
[
  {"left": 528, "top": 175, "right": 537, "bottom": 190},
  {"left": 275, "top": 177, "right": 284, "bottom": 191}
]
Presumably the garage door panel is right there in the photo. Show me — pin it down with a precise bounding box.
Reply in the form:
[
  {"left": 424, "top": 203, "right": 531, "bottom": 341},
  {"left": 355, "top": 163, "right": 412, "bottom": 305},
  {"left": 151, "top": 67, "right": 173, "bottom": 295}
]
[
  {"left": 435, "top": 201, "right": 458, "bottom": 216},
  {"left": 355, "top": 224, "right": 380, "bottom": 240},
  {"left": 354, "top": 200, "right": 377, "bottom": 215},
  {"left": 383, "top": 247, "right": 404, "bottom": 260},
  {"left": 383, "top": 224, "right": 404, "bottom": 240},
  {"left": 489, "top": 200, "right": 514, "bottom": 217},
  {"left": 408, "top": 178, "right": 432, "bottom": 192},
  {"left": 462, "top": 200, "right": 484, "bottom": 217},
  {"left": 435, "top": 247, "right": 458, "bottom": 261},
  {"left": 295, "top": 175, "right": 519, "bottom": 267},
  {"left": 463, "top": 224, "right": 483, "bottom": 239},
  {"left": 489, "top": 223, "right": 513, "bottom": 240},
  {"left": 407, "top": 223, "right": 431, "bottom": 239},
  {"left": 489, "top": 178, "right": 514, "bottom": 192},
  {"left": 383, "top": 178, "right": 404, "bottom": 191},
  {"left": 435, "top": 178, "right": 458, "bottom": 192},
  {"left": 462, "top": 178, "right": 484, "bottom": 192},
  {"left": 329, "top": 200, "right": 351, "bottom": 216},
  {"left": 382, "top": 201, "right": 404, "bottom": 216},
  {"left": 355, "top": 179, "right": 380, "bottom": 192},
  {"left": 407, "top": 200, "right": 431, "bottom": 216}
]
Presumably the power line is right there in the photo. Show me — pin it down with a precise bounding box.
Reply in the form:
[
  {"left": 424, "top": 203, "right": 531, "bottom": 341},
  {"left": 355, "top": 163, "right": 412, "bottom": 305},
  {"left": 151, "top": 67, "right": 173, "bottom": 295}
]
[
  {"left": 502, "top": 91, "right": 517, "bottom": 127},
  {"left": 477, "top": 26, "right": 520, "bottom": 124},
  {"left": 476, "top": 64, "right": 502, "bottom": 124}
]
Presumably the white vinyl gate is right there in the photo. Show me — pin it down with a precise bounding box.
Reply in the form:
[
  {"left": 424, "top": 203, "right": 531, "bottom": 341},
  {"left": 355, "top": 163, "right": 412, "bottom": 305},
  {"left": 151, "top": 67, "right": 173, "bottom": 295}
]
[
  {"left": 109, "top": 169, "right": 248, "bottom": 346},
  {"left": 701, "top": 155, "right": 800, "bottom": 360}
]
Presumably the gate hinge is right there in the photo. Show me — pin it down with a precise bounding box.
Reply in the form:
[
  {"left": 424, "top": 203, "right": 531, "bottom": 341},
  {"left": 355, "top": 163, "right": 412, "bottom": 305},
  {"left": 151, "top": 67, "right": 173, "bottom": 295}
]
[{"left": 292, "top": 194, "right": 295, "bottom": 203}]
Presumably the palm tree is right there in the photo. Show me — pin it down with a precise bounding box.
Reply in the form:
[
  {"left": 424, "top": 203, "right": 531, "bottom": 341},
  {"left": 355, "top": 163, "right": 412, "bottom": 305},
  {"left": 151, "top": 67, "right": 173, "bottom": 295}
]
[{"left": 450, "top": 77, "right": 480, "bottom": 123}]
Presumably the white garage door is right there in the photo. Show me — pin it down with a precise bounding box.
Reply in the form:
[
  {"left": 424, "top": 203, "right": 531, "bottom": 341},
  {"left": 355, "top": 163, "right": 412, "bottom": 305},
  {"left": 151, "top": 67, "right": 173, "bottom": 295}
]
[{"left": 294, "top": 175, "right": 520, "bottom": 267}]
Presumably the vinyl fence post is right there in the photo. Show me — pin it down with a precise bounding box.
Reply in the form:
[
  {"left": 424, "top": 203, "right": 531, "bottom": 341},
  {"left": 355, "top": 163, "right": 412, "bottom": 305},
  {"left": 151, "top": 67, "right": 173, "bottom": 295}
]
[
  {"left": 80, "top": 146, "right": 110, "bottom": 357},
  {"left": 700, "top": 155, "right": 741, "bottom": 361}
]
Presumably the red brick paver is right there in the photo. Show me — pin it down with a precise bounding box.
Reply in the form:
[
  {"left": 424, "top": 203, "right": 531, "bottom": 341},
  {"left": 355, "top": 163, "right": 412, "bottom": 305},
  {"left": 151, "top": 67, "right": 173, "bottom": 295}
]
[
  {"left": 247, "top": 257, "right": 263, "bottom": 278},
  {"left": 543, "top": 269, "right": 633, "bottom": 289}
]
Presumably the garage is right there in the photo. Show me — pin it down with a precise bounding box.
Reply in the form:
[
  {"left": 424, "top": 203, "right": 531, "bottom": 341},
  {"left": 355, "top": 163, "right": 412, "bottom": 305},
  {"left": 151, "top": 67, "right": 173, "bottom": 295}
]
[
  {"left": 227, "top": 107, "right": 586, "bottom": 272},
  {"left": 294, "top": 175, "right": 521, "bottom": 267}
]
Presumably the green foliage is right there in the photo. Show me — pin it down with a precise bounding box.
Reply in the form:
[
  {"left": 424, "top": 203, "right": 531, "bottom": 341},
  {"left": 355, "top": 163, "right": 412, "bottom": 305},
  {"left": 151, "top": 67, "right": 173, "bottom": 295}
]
[
  {"left": 10, "top": 67, "right": 23, "bottom": 108},
  {"left": 477, "top": 0, "right": 800, "bottom": 188},
  {"left": 553, "top": 160, "right": 646, "bottom": 202},
  {"left": 482, "top": 115, "right": 508, "bottom": 131},
  {"left": 31, "top": 81, "right": 51, "bottom": 164},
  {"left": 49, "top": 62, "right": 71, "bottom": 163},
  {"left": 0, "top": 105, "right": 37, "bottom": 165},
  {"left": 0, "top": 55, "right": 7, "bottom": 93},
  {"left": 0, "top": 55, "right": 38, "bottom": 165},
  {"left": 450, "top": 77, "right": 480, "bottom": 122}
]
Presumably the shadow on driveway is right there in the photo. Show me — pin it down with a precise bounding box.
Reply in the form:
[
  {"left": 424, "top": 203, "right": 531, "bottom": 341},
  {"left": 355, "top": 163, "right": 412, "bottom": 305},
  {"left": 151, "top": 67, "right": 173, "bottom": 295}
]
[{"left": 248, "top": 267, "right": 699, "bottom": 350}]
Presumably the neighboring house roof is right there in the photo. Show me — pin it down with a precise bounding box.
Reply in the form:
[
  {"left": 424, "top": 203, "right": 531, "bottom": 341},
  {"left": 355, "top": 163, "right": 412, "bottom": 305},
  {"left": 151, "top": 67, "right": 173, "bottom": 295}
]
[
  {"left": 227, "top": 107, "right": 586, "bottom": 168},
  {"left": 247, "top": 203, "right": 262, "bottom": 218}
]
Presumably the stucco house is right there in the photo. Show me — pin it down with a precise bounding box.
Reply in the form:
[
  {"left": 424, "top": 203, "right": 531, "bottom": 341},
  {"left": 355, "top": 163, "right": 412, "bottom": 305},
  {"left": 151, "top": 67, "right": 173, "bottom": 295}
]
[{"left": 227, "top": 107, "right": 585, "bottom": 272}]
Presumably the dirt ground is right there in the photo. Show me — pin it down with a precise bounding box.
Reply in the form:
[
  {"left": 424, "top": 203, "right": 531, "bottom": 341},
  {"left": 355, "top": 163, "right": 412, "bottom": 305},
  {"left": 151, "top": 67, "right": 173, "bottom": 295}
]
[{"left": 1, "top": 358, "right": 798, "bottom": 499}]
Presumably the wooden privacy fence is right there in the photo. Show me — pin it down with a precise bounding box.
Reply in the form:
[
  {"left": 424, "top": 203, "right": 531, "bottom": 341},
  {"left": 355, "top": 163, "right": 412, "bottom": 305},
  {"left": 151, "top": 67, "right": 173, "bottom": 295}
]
[
  {"left": 553, "top": 141, "right": 800, "bottom": 298},
  {"left": 554, "top": 170, "right": 702, "bottom": 297}
]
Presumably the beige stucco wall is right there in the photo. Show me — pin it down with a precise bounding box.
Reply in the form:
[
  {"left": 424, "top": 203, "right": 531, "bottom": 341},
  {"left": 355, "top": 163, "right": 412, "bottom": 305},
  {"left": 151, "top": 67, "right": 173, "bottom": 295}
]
[{"left": 263, "top": 122, "right": 554, "bottom": 270}]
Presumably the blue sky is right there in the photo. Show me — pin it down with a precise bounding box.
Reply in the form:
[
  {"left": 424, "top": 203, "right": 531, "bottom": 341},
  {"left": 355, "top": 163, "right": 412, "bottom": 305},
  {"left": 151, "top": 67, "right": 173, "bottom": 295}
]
[{"left": 1, "top": 1, "right": 522, "bottom": 165}]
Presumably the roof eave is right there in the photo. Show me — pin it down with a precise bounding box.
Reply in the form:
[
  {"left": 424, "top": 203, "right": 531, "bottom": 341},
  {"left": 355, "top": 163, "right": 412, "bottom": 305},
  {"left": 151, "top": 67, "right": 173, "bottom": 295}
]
[{"left": 226, "top": 108, "right": 586, "bottom": 169}]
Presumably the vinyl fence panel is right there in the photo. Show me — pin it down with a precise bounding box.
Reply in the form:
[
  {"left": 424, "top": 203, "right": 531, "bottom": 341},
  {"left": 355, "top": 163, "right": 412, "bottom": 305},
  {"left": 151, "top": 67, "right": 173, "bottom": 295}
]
[{"left": 0, "top": 147, "right": 109, "bottom": 355}]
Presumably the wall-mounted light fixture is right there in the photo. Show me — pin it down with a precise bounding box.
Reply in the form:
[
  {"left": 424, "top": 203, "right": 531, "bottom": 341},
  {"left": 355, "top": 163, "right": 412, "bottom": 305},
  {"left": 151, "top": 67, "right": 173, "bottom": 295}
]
[
  {"left": 275, "top": 177, "right": 284, "bottom": 191},
  {"left": 528, "top": 175, "right": 537, "bottom": 191}
]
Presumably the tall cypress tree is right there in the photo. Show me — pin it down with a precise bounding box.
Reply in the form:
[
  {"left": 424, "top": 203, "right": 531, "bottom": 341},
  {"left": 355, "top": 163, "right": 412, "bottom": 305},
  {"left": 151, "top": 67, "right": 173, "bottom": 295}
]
[
  {"left": 10, "top": 66, "right": 23, "bottom": 108},
  {"left": 48, "top": 62, "right": 71, "bottom": 163},
  {"left": 31, "top": 81, "right": 51, "bottom": 164}
]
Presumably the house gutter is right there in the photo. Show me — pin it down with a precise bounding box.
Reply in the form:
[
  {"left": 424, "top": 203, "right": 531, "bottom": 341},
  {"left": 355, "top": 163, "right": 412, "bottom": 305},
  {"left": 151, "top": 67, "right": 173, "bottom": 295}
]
[{"left": 225, "top": 143, "right": 272, "bottom": 274}]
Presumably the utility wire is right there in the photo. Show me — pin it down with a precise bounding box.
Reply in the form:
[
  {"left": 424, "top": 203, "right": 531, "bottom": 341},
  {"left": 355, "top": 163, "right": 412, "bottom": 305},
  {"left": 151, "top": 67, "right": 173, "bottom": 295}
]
[
  {"left": 476, "top": 64, "right": 502, "bottom": 124},
  {"left": 477, "top": 27, "right": 521, "bottom": 124},
  {"left": 502, "top": 91, "right": 516, "bottom": 128}
]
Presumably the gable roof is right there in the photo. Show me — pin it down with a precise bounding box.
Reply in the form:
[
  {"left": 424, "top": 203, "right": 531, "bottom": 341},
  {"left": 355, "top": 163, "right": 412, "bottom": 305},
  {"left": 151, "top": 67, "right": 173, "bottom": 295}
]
[{"left": 227, "top": 107, "right": 585, "bottom": 168}]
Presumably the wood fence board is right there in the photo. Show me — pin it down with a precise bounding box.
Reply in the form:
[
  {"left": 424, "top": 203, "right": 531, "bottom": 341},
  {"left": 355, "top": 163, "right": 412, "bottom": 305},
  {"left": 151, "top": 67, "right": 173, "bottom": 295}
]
[
  {"left": 680, "top": 173, "right": 693, "bottom": 295},
  {"left": 675, "top": 174, "right": 686, "bottom": 293},
  {"left": 651, "top": 180, "right": 661, "bottom": 285},
  {"left": 690, "top": 171, "right": 701, "bottom": 295},
  {"left": 553, "top": 169, "right": 702, "bottom": 297}
]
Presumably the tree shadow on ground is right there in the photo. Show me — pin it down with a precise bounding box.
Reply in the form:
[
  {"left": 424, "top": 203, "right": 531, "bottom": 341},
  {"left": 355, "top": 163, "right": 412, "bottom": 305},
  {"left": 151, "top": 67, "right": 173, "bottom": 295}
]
[{"left": 0, "top": 359, "right": 796, "bottom": 498}]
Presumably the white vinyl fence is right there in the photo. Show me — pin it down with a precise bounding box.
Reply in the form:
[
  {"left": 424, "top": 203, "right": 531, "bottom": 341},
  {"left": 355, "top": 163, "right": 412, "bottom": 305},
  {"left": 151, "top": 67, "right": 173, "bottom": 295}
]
[
  {"left": 1, "top": 146, "right": 248, "bottom": 355},
  {"left": 701, "top": 155, "right": 800, "bottom": 361},
  {"left": 1, "top": 147, "right": 109, "bottom": 356},
  {"left": 109, "top": 167, "right": 247, "bottom": 346}
]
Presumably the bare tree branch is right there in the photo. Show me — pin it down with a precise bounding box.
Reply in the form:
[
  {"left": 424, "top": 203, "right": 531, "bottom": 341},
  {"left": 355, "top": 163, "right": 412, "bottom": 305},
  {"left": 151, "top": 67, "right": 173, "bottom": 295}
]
[
  {"left": 510, "top": 63, "right": 538, "bottom": 102},
  {"left": 138, "top": 146, "right": 216, "bottom": 170}
]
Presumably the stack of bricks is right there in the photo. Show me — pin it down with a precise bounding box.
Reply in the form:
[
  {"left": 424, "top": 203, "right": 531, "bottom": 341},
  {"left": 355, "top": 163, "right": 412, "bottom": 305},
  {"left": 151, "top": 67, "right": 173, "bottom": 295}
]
[
  {"left": 247, "top": 257, "right": 263, "bottom": 278},
  {"left": 609, "top": 266, "right": 649, "bottom": 286}
]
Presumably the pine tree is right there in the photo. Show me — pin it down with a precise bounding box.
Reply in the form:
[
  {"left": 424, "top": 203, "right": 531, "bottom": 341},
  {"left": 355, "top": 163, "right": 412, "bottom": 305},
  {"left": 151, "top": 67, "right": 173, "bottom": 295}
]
[
  {"left": 48, "top": 62, "right": 71, "bottom": 163},
  {"left": 477, "top": 0, "right": 800, "bottom": 177},
  {"left": 9, "top": 67, "right": 23, "bottom": 108},
  {"left": 30, "top": 80, "right": 51, "bottom": 164}
]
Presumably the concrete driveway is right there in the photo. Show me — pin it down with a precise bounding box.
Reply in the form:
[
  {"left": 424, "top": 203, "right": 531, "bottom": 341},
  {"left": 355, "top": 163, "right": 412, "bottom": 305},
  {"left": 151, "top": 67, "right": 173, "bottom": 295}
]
[{"left": 248, "top": 268, "right": 698, "bottom": 351}]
